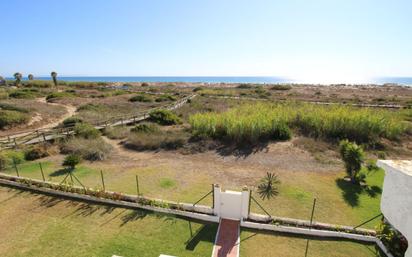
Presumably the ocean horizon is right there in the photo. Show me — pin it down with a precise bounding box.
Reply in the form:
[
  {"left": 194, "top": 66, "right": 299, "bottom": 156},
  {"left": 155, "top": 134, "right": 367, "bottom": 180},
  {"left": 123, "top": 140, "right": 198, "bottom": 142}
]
[{"left": 5, "top": 76, "right": 412, "bottom": 85}]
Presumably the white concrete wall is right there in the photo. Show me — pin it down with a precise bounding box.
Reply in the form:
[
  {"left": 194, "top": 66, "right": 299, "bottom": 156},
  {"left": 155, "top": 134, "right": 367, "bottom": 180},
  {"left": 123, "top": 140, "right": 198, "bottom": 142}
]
[
  {"left": 213, "top": 185, "right": 250, "bottom": 220},
  {"left": 377, "top": 160, "right": 412, "bottom": 257}
]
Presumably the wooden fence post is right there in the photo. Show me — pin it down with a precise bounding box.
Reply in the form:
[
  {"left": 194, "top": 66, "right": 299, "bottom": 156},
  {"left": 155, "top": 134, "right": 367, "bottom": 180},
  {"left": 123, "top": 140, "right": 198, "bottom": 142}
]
[
  {"left": 39, "top": 162, "right": 45, "bottom": 181},
  {"left": 13, "top": 158, "right": 19, "bottom": 177},
  {"left": 100, "top": 170, "right": 105, "bottom": 191},
  {"left": 310, "top": 198, "right": 317, "bottom": 227},
  {"left": 135, "top": 175, "right": 140, "bottom": 195}
]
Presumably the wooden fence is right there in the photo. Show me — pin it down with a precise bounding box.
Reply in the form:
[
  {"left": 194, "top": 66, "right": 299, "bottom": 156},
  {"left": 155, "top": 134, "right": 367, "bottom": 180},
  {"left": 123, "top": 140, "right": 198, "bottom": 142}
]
[{"left": 0, "top": 94, "right": 196, "bottom": 149}]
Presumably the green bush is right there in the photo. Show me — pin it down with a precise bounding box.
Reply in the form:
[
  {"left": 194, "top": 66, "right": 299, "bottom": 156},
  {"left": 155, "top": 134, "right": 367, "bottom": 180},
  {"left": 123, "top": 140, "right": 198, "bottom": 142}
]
[
  {"left": 24, "top": 145, "right": 50, "bottom": 161},
  {"left": 22, "top": 80, "right": 53, "bottom": 88},
  {"left": 193, "top": 87, "right": 203, "bottom": 92},
  {"left": 74, "top": 123, "right": 100, "bottom": 139},
  {"left": 0, "top": 110, "right": 29, "bottom": 129},
  {"left": 62, "top": 117, "right": 83, "bottom": 127},
  {"left": 377, "top": 220, "right": 408, "bottom": 257},
  {"left": 131, "top": 123, "right": 159, "bottom": 133},
  {"left": 61, "top": 137, "right": 113, "bottom": 161},
  {"left": 129, "top": 94, "right": 153, "bottom": 102},
  {"left": 0, "top": 103, "right": 29, "bottom": 113},
  {"left": 63, "top": 154, "right": 81, "bottom": 169},
  {"left": 271, "top": 84, "right": 292, "bottom": 91},
  {"left": 149, "top": 109, "right": 182, "bottom": 125},
  {"left": 46, "top": 92, "right": 73, "bottom": 101},
  {"left": 237, "top": 83, "right": 254, "bottom": 89},
  {"left": 155, "top": 94, "right": 177, "bottom": 102},
  {"left": 9, "top": 90, "right": 38, "bottom": 99},
  {"left": 0, "top": 150, "right": 25, "bottom": 169}
]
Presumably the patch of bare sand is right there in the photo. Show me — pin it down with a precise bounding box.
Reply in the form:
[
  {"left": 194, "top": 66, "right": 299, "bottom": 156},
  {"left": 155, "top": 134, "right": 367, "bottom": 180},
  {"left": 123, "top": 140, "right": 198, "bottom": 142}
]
[{"left": 101, "top": 136, "right": 342, "bottom": 188}]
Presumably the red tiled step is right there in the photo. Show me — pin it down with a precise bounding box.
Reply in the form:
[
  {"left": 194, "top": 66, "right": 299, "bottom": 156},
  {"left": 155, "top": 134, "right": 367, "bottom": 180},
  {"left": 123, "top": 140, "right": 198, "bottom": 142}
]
[{"left": 212, "top": 219, "right": 240, "bottom": 257}]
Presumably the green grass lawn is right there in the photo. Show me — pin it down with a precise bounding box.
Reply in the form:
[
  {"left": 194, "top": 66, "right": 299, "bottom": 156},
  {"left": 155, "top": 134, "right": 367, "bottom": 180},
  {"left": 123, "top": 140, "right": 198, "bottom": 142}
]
[
  {"left": 249, "top": 168, "right": 384, "bottom": 229},
  {"left": 0, "top": 187, "right": 216, "bottom": 257},
  {"left": 3, "top": 155, "right": 384, "bottom": 230},
  {"left": 240, "top": 229, "right": 381, "bottom": 257}
]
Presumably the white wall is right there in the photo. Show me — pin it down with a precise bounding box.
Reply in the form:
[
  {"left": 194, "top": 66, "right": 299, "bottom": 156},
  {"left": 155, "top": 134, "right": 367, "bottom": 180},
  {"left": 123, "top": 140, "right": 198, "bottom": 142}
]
[
  {"left": 213, "top": 185, "right": 250, "bottom": 220},
  {"left": 377, "top": 160, "right": 412, "bottom": 257}
]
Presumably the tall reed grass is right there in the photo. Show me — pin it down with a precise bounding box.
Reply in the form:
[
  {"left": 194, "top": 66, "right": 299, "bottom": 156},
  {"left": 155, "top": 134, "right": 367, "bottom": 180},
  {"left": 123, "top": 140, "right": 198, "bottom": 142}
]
[{"left": 189, "top": 102, "right": 406, "bottom": 144}]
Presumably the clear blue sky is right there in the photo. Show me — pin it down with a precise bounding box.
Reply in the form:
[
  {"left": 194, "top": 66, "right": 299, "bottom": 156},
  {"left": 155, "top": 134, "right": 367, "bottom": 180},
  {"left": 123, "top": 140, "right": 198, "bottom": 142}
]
[{"left": 0, "top": 0, "right": 411, "bottom": 82}]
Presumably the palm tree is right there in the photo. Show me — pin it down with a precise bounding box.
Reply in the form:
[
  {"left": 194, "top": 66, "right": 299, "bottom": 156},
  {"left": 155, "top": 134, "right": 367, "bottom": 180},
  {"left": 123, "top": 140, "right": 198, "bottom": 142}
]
[
  {"left": 13, "top": 72, "right": 22, "bottom": 87},
  {"left": 28, "top": 74, "right": 34, "bottom": 80},
  {"left": 257, "top": 172, "right": 280, "bottom": 200},
  {"left": 51, "top": 71, "right": 58, "bottom": 87},
  {"left": 339, "top": 140, "right": 365, "bottom": 184}
]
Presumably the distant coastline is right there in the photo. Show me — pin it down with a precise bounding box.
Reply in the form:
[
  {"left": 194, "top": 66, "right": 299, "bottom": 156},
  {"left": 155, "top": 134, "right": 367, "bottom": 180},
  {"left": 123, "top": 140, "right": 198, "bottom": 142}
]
[{"left": 4, "top": 76, "right": 412, "bottom": 85}]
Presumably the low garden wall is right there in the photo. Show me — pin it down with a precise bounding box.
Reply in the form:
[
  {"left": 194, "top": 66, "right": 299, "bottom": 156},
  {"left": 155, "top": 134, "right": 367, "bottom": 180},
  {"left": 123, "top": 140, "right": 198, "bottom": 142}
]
[{"left": 0, "top": 172, "right": 393, "bottom": 256}]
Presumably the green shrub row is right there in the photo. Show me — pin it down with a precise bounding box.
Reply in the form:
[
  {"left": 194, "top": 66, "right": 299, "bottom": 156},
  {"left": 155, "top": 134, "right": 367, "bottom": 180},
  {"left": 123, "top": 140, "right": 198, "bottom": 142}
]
[
  {"left": 46, "top": 91, "right": 74, "bottom": 101},
  {"left": 189, "top": 102, "right": 406, "bottom": 144},
  {"left": 129, "top": 94, "right": 153, "bottom": 102},
  {"left": 149, "top": 109, "right": 182, "bottom": 125}
]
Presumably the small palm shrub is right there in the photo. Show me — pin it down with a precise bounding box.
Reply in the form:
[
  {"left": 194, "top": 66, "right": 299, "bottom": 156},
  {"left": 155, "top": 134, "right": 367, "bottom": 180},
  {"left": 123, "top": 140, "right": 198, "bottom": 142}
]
[
  {"left": 257, "top": 172, "right": 280, "bottom": 200},
  {"left": 129, "top": 94, "right": 153, "bottom": 102},
  {"left": 339, "top": 140, "right": 365, "bottom": 184},
  {"left": 74, "top": 123, "right": 100, "bottom": 139},
  {"left": 63, "top": 154, "right": 81, "bottom": 169},
  {"left": 149, "top": 109, "right": 182, "bottom": 125}
]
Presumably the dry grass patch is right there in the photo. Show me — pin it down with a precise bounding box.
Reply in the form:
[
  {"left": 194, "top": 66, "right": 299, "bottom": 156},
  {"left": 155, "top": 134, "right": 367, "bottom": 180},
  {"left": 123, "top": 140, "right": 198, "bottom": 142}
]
[{"left": 61, "top": 137, "right": 113, "bottom": 161}]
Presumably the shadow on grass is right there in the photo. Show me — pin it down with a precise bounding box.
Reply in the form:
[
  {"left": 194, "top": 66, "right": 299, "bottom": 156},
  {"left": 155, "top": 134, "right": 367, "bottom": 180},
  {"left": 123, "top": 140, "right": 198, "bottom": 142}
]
[
  {"left": 120, "top": 210, "right": 148, "bottom": 226},
  {"left": 185, "top": 222, "right": 217, "bottom": 251},
  {"left": 49, "top": 168, "right": 71, "bottom": 177},
  {"left": 335, "top": 178, "right": 382, "bottom": 207}
]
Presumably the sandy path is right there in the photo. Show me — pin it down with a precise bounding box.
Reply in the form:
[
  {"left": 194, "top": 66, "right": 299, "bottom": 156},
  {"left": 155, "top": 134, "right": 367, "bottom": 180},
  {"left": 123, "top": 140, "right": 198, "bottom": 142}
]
[
  {"left": 2, "top": 98, "right": 77, "bottom": 139},
  {"left": 34, "top": 97, "right": 77, "bottom": 130}
]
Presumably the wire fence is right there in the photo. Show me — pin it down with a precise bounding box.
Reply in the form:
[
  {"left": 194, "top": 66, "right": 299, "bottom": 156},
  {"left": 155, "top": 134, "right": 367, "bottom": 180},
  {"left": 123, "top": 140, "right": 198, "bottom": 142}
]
[
  {"left": 0, "top": 158, "right": 213, "bottom": 208},
  {"left": 248, "top": 191, "right": 383, "bottom": 231}
]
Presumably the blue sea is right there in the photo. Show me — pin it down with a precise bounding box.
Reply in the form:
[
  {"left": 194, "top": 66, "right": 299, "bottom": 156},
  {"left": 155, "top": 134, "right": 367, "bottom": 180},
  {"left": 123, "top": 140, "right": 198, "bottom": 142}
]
[{"left": 8, "top": 76, "right": 412, "bottom": 85}]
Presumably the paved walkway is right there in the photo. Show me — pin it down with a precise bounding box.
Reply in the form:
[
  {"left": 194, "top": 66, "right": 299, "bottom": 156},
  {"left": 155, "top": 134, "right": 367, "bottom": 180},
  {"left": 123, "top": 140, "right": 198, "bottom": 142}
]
[{"left": 212, "top": 219, "right": 240, "bottom": 257}]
